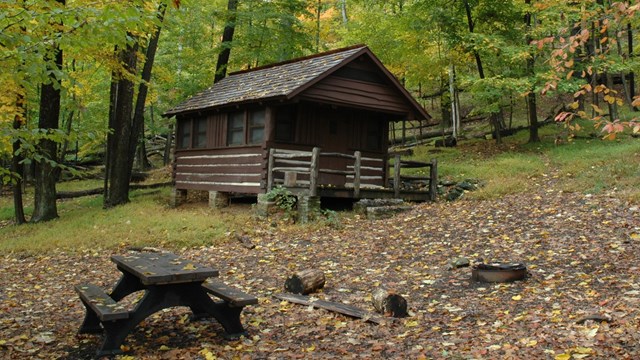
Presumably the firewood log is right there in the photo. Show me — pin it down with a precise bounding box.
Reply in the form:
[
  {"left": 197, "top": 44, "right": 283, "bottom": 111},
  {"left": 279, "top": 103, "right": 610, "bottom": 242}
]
[
  {"left": 371, "top": 288, "right": 408, "bottom": 318},
  {"left": 285, "top": 269, "right": 325, "bottom": 294}
]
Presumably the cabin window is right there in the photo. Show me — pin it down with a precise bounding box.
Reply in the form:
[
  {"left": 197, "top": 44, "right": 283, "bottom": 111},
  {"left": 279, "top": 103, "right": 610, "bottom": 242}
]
[
  {"left": 178, "top": 119, "right": 192, "bottom": 149},
  {"left": 227, "top": 112, "right": 245, "bottom": 145},
  {"left": 249, "top": 109, "right": 265, "bottom": 144},
  {"left": 275, "top": 105, "right": 296, "bottom": 142},
  {"left": 193, "top": 118, "right": 208, "bottom": 148}
]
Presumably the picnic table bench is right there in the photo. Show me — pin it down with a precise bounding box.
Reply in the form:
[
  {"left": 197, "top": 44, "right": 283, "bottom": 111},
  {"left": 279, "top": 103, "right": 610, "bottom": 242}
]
[{"left": 75, "top": 252, "right": 257, "bottom": 357}]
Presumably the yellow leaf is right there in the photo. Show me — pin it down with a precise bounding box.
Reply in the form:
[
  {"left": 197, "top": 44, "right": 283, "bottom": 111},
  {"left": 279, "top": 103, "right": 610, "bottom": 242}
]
[
  {"left": 406, "top": 320, "right": 419, "bottom": 327},
  {"left": 526, "top": 340, "right": 538, "bottom": 347},
  {"left": 555, "top": 353, "right": 571, "bottom": 360},
  {"left": 306, "top": 344, "right": 316, "bottom": 352},
  {"left": 182, "top": 263, "right": 197, "bottom": 270},
  {"left": 574, "top": 347, "right": 592, "bottom": 354},
  {"left": 512, "top": 295, "right": 522, "bottom": 301},
  {"left": 159, "top": 345, "right": 170, "bottom": 351}
]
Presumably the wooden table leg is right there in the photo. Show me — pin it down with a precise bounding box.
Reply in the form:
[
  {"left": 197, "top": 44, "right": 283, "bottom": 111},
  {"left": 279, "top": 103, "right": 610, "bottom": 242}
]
[
  {"left": 184, "top": 287, "right": 247, "bottom": 337},
  {"left": 77, "top": 301, "right": 103, "bottom": 334},
  {"left": 110, "top": 270, "right": 144, "bottom": 301}
]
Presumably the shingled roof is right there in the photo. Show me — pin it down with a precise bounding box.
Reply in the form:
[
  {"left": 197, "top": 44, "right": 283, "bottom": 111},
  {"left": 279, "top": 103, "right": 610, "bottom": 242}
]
[{"left": 164, "top": 45, "right": 428, "bottom": 119}]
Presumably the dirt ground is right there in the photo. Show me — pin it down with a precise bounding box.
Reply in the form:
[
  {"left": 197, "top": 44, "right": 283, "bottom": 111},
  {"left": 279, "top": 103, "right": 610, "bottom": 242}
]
[{"left": 1, "top": 180, "right": 639, "bottom": 359}]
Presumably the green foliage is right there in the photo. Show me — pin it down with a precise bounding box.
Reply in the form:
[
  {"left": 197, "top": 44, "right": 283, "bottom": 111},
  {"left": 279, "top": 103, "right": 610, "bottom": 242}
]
[{"left": 264, "top": 186, "right": 297, "bottom": 214}]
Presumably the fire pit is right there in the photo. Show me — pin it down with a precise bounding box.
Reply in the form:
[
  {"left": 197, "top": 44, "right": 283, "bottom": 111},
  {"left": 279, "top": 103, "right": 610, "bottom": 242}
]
[{"left": 471, "top": 262, "right": 527, "bottom": 283}]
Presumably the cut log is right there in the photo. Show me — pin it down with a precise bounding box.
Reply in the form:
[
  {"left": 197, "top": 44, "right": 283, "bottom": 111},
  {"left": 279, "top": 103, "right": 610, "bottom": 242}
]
[
  {"left": 274, "top": 293, "right": 384, "bottom": 324},
  {"left": 371, "top": 288, "right": 408, "bottom": 318},
  {"left": 285, "top": 269, "right": 325, "bottom": 294}
]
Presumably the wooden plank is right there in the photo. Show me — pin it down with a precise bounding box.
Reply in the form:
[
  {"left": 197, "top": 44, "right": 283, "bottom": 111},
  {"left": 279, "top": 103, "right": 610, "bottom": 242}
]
[
  {"left": 272, "top": 152, "right": 312, "bottom": 159},
  {"left": 203, "top": 279, "right": 258, "bottom": 307},
  {"left": 274, "top": 293, "right": 384, "bottom": 324},
  {"left": 267, "top": 148, "right": 275, "bottom": 191},
  {"left": 394, "top": 154, "right": 401, "bottom": 198},
  {"left": 175, "top": 173, "right": 261, "bottom": 184},
  {"left": 75, "top": 284, "right": 130, "bottom": 321},
  {"left": 321, "top": 152, "right": 356, "bottom": 160},
  {"left": 176, "top": 183, "right": 262, "bottom": 194},
  {"left": 318, "top": 168, "right": 353, "bottom": 175},
  {"left": 429, "top": 158, "right": 438, "bottom": 201},
  {"left": 111, "top": 253, "right": 218, "bottom": 285},
  {"left": 354, "top": 151, "right": 361, "bottom": 198},
  {"left": 271, "top": 167, "right": 310, "bottom": 173},
  {"left": 309, "top": 147, "right": 320, "bottom": 196}
]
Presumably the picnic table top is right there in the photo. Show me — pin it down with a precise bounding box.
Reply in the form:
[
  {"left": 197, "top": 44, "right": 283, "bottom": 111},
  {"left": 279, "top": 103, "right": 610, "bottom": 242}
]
[{"left": 111, "top": 252, "right": 219, "bottom": 285}]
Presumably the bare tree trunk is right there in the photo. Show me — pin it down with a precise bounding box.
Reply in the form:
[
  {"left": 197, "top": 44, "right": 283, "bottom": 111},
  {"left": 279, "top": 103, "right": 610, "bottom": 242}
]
[
  {"left": 214, "top": 0, "right": 238, "bottom": 83},
  {"left": 463, "top": 0, "right": 484, "bottom": 79},
  {"left": 132, "top": 2, "right": 168, "bottom": 171},
  {"left": 340, "top": 0, "right": 348, "bottom": 24},
  {"left": 525, "top": 0, "right": 539, "bottom": 143},
  {"left": 32, "top": 0, "right": 64, "bottom": 222},
  {"left": 104, "top": 41, "right": 138, "bottom": 208},
  {"left": 12, "top": 91, "right": 26, "bottom": 225}
]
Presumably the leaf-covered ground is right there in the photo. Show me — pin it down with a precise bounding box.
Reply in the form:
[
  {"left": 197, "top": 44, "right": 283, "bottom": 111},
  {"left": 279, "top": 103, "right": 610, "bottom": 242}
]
[{"left": 1, "top": 181, "right": 639, "bottom": 359}]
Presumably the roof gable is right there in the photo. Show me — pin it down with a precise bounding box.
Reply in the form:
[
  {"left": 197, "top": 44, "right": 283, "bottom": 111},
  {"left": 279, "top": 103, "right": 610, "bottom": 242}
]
[{"left": 164, "top": 45, "right": 429, "bottom": 120}]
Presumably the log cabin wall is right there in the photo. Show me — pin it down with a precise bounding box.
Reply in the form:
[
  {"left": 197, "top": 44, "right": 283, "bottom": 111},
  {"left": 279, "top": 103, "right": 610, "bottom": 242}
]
[{"left": 174, "top": 146, "right": 264, "bottom": 194}]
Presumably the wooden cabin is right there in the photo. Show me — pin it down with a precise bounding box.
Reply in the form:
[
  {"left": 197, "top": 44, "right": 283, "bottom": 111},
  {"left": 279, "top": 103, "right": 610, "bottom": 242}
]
[{"left": 163, "top": 45, "right": 435, "bottom": 208}]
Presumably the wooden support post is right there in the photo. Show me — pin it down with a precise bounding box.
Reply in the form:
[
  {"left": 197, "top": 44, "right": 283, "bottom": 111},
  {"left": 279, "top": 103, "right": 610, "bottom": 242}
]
[
  {"left": 393, "top": 154, "right": 401, "bottom": 198},
  {"left": 353, "top": 151, "right": 361, "bottom": 198},
  {"left": 267, "top": 148, "right": 275, "bottom": 191},
  {"left": 429, "top": 158, "right": 438, "bottom": 201},
  {"left": 309, "top": 147, "right": 320, "bottom": 196},
  {"left": 285, "top": 269, "right": 325, "bottom": 294}
]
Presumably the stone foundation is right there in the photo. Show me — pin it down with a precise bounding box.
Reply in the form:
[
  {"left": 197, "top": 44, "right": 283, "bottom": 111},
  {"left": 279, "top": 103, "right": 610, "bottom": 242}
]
[
  {"left": 297, "top": 196, "right": 320, "bottom": 224},
  {"left": 170, "top": 188, "right": 187, "bottom": 208},
  {"left": 208, "top": 191, "right": 230, "bottom": 208},
  {"left": 255, "top": 193, "right": 274, "bottom": 217}
]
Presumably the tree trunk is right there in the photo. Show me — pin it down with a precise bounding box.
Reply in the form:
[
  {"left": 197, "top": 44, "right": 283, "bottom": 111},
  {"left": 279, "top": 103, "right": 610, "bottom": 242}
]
[
  {"left": 104, "top": 41, "right": 138, "bottom": 208},
  {"left": 284, "top": 269, "right": 325, "bottom": 294},
  {"left": 12, "top": 91, "right": 26, "bottom": 225},
  {"left": 340, "top": 0, "right": 348, "bottom": 24},
  {"left": 132, "top": 2, "right": 168, "bottom": 171},
  {"left": 525, "top": 0, "right": 540, "bottom": 143},
  {"left": 463, "top": 0, "right": 484, "bottom": 79},
  {"left": 32, "top": 1, "right": 64, "bottom": 222},
  {"left": 214, "top": 0, "right": 238, "bottom": 83},
  {"left": 372, "top": 287, "right": 408, "bottom": 318}
]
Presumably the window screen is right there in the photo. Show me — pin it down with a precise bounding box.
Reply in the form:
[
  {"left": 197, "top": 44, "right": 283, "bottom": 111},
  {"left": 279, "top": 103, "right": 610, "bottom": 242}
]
[
  {"left": 178, "top": 119, "right": 191, "bottom": 149},
  {"left": 249, "top": 109, "right": 266, "bottom": 144},
  {"left": 193, "top": 118, "right": 208, "bottom": 148},
  {"left": 227, "top": 112, "right": 245, "bottom": 145}
]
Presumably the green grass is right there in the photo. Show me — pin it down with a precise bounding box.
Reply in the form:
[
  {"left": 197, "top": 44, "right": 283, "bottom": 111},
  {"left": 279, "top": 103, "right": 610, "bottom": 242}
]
[
  {"left": 406, "top": 126, "right": 640, "bottom": 201},
  {"left": 0, "top": 187, "right": 252, "bottom": 253}
]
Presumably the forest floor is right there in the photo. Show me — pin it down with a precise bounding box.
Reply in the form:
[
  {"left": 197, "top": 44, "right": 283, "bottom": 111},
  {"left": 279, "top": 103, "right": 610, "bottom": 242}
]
[{"left": 1, "top": 168, "right": 639, "bottom": 360}]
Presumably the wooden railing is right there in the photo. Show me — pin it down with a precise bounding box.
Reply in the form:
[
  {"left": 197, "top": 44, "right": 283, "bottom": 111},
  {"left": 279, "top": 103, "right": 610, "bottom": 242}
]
[
  {"left": 267, "top": 147, "right": 437, "bottom": 200},
  {"left": 389, "top": 154, "right": 437, "bottom": 201}
]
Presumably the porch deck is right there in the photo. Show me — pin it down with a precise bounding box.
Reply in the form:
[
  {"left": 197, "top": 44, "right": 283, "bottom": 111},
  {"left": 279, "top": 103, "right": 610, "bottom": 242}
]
[{"left": 268, "top": 147, "right": 437, "bottom": 202}]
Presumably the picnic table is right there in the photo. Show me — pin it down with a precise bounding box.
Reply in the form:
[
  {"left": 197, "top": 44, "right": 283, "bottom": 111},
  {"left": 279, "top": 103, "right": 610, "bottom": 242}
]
[{"left": 75, "top": 252, "right": 258, "bottom": 357}]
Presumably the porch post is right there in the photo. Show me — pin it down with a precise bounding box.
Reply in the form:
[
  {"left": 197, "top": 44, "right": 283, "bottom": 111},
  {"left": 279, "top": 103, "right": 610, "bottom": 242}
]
[
  {"left": 309, "top": 147, "right": 320, "bottom": 197},
  {"left": 267, "top": 148, "right": 275, "bottom": 191},
  {"left": 353, "top": 151, "right": 361, "bottom": 198},
  {"left": 393, "top": 154, "right": 401, "bottom": 198},
  {"left": 429, "top": 158, "right": 438, "bottom": 201}
]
